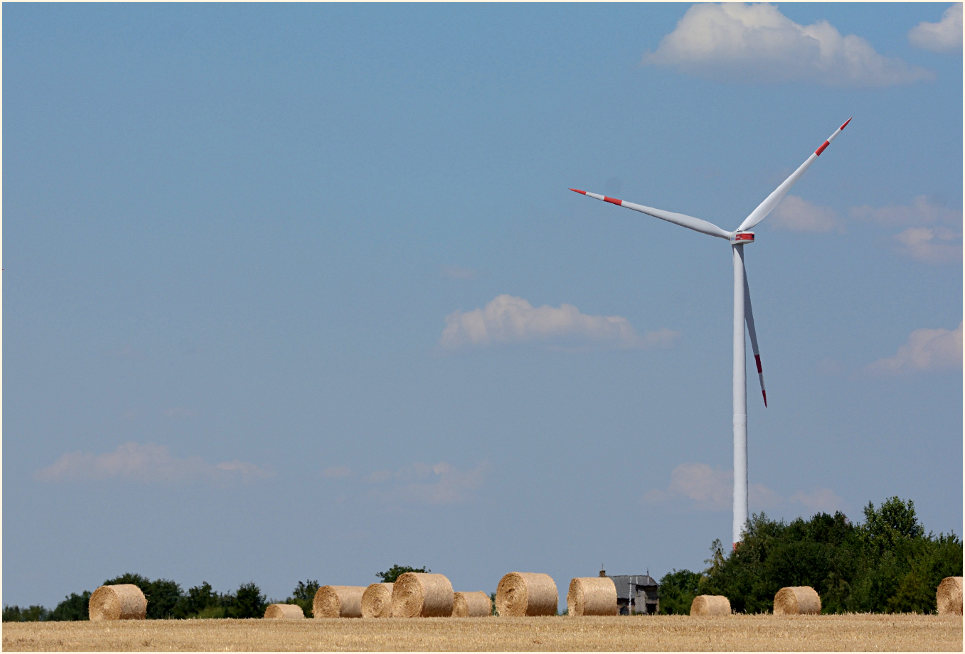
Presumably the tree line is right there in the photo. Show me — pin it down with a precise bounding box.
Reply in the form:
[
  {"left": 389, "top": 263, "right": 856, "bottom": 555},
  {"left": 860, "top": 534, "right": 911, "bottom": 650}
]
[
  {"left": 6, "top": 497, "right": 961, "bottom": 620},
  {"left": 2, "top": 565, "right": 431, "bottom": 622},
  {"left": 658, "top": 497, "right": 963, "bottom": 614}
]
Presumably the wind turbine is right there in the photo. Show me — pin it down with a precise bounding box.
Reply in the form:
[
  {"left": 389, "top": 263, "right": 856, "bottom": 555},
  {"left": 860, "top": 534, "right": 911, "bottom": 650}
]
[{"left": 570, "top": 117, "right": 851, "bottom": 546}]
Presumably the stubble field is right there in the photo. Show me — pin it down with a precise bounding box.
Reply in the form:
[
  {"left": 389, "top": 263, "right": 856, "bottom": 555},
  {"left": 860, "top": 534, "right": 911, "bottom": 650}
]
[{"left": 2, "top": 614, "right": 962, "bottom": 651}]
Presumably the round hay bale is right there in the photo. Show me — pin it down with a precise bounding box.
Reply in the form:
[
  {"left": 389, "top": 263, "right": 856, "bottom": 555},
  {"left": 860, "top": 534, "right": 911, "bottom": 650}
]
[
  {"left": 312, "top": 585, "right": 365, "bottom": 618},
  {"left": 567, "top": 577, "right": 617, "bottom": 616},
  {"left": 361, "top": 583, "right": 394, "bottom": 618},
  {"left": 773, "top": 586, "right": 821, "bottom": 615},
  {"left": 495, "top": 572, "right": 558, "bottom": 617},
  {"left": 689, "top": 595, "right": 731, "bottom": 616},
  {"left": 88, "top": 584, "right": 147, "bottom": 621},
  {"left": 264, "top": 603, "right": 305, "bottom": 619},
  {"left": 391, "top": 572, "right": 454, "bottom": 618},
  {"left": 937, "top": 576, "right": 963, "bottom": 615},
  {"left": 453, "top": 591, "right": 491, "bottom": 617}
]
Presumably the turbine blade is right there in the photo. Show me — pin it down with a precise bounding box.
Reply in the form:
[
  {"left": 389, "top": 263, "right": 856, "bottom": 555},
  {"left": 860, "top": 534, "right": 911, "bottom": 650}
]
[
  {"left": 569, "top": 189, "right": 733, "bottom": 240},
  {"left": 743, "top": 264, "right": 767, "bottom": 407},
  {"left": 737, "top": 116, "right": 852, "bottom": 233}
]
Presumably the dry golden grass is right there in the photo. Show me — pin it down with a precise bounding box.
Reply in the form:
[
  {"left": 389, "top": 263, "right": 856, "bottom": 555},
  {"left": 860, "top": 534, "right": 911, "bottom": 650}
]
[{"left": 2, "top": 614, "right": 962, "bottom": 651}]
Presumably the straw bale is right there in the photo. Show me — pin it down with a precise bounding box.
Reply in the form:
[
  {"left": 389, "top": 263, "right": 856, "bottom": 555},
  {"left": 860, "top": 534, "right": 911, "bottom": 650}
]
[
  {"left": 264, "top": 603, "right": 305, "bottom": 619},
  {"left": 567, "top": 577, "right": 617, "bottom": 616},
  {"left": 495, "top": 572, "right": 558, "bottom": 617},
  {"left": 773, "top": 586, "right": 821, "bottom": 615},
  {"left": 312, "top": 585, "right": 365, "bottom": 618},
  {"left": 391, "top": 572, "right": 454, "bottom": 617},
  {"left": 690, "top": 595, "right": 731, "bottom": 616},
  {"left": 937, "top": 576, "right": 963, "bottom": 615},
  {"left": 453, "top": 591, "right": 491, "bottom": 617},
  {"left": 88, "top": 584, "right": 147, "bottom": 621},
  {"left": 361, "top": 583, "right": 394, "bottom": 618}
]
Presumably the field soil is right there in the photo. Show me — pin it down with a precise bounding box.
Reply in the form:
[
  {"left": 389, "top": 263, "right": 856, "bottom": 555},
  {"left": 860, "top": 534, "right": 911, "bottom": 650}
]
[{"left": 2, "top": 614, "right": 962, "bottom": 651}]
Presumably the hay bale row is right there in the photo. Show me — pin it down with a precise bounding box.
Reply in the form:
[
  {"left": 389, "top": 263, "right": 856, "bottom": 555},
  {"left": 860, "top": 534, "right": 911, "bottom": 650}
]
[
  {"left": 94, "top": 572, "right": 962, "bottom": 621},
  {"left": 937, "top": 576, "right": 963, "bottom": 615},
  {"left": 89, "top": 584, "right": 147, "bottom": 621}
]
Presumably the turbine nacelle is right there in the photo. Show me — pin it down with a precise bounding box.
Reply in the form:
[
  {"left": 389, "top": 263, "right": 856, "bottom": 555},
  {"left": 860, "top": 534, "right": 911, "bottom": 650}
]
[{"left": 731, "top": 232, "right": 755, "bottom": 245}]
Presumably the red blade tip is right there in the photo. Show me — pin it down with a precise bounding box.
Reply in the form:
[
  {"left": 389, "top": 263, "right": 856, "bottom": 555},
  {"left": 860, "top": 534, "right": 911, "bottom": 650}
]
[
  {"left": 840, "top": 117, "right": 852, "bottom": 130},
  {"left": 569, "top": 188, "right": 586, "bottom": 195}
]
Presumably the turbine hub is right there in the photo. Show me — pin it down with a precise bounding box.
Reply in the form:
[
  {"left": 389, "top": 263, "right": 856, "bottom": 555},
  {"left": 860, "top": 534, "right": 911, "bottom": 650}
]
[{"left": 731, "top": 232, "right": 755, "bottom": 245}]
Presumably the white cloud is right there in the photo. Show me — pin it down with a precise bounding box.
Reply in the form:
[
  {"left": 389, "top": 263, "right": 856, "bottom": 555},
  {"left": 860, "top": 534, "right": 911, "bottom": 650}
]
[
  {"left": 643, "top": 3, "right": 933, "bottom": 86},
  {"left": 441, "top": 294, "right": 678, "bottom": 350},
  {"left": 850, "top": 196, "right": 962, "bottom": 264},
  {"left": 770, "top": 195, "right": 840, "bottom": 233},
  {"left": 909, "top": 4, "right": 963, "bottom": 53},
  {"left": 365, "top": 461, "right": 487, "bottom": 505},
  {"left": 868, "top": 322, "right": 963, "bottom": 374},
  {"left": 35, "top": 442, "right": 273, "bottom": 483},
  {"left": 893, "top": 227, "right": 962, "bottom": 264}
]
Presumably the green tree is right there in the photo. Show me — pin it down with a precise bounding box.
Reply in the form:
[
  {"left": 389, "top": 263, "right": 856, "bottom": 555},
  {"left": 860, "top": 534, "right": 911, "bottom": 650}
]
[
  {"left": 375, "top": 564, "right": 430, "bottom": 584},
  {"left": 3, "top": 605, "right": 52, "bottom": 622},
  {"left": 226, "top": 582, "right": 266, "bottom": 619},
  {"left": 102, "top": 572, "right": 151, "bottom": 589},
  {"left": 285, "top": 580, "right": 319, "bottom": 618},
  {"left": 147, "top": 579, "right": 185, "bottom": 619},
  {"left": 657, "top": 569, "right": 703, "bottom": 614},
  {"left": 699, "top": 498, "right": 962, "bottom": 614},
  {"left": 863, "top": 497, "right": 924, "bottom": 552},
  {"left": 50, "top": 591, "right": 91, "bottom": 621},
  {"left": 180, "top": 581, "right": 224, "bottom": 619}
]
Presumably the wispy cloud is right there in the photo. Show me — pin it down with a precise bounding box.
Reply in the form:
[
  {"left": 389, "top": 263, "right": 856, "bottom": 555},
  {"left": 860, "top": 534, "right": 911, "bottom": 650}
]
[
  {"left": 909, "top": 4, "right": 963, "bottom": 53},
  {"left": 643, "top": 462, "right": 839, "bottom": 514},
  {"left": 770, "top": 195, "right": 840, "bottom": 233},
  {"left": 867, "top": 322, "right": 963, "bottom": 374},
  {"left": 35, "top": 442, "right": 274, "bottom": 484},
  {"left": 364, "top": 461, "right": 488, "bottom": 505},
  {"left": 642, "top": 462, "right": 733, "bottom": 510},
  {"left": 440, "top": 294, "right": 678, "bottom": 350},
  {"left": 643, "top": 3, "right": 933, "bottom": 86},
  {"left": 892, "top": 227, "right": 962, "bottom": 264},
  {"left": 850, "top": 196, "right": 962, "bottom": 264},
  {"left": 850, "top": 195, "right": 961, "bottom": 228}
]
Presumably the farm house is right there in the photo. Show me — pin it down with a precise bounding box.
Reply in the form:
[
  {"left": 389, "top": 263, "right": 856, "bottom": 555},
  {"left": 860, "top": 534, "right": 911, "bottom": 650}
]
[{"left": 600, "top": 570, "right": 659, "bottom": 615}]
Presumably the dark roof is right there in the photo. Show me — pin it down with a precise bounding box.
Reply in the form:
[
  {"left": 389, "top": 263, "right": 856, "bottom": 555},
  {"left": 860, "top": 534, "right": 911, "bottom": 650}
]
[{"left": 608, "top": 574, "right": 658, "bottom": 599}]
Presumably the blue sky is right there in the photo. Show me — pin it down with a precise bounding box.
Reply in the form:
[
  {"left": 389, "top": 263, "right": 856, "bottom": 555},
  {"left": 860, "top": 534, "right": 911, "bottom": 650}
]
[{"left": 3, "top": 3, "right": 962, "bottom": 609}]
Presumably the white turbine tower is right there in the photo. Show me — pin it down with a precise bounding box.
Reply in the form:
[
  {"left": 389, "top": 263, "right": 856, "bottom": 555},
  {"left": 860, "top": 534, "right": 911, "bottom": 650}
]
[{"left": 571, "top": 117, "right": 851, "bottom": 547}]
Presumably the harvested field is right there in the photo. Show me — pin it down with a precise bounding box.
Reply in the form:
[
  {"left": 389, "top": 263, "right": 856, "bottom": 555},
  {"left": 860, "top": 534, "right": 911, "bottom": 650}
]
[{"left": 2, "top": 614, "right": 962, "bottom": 651}]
